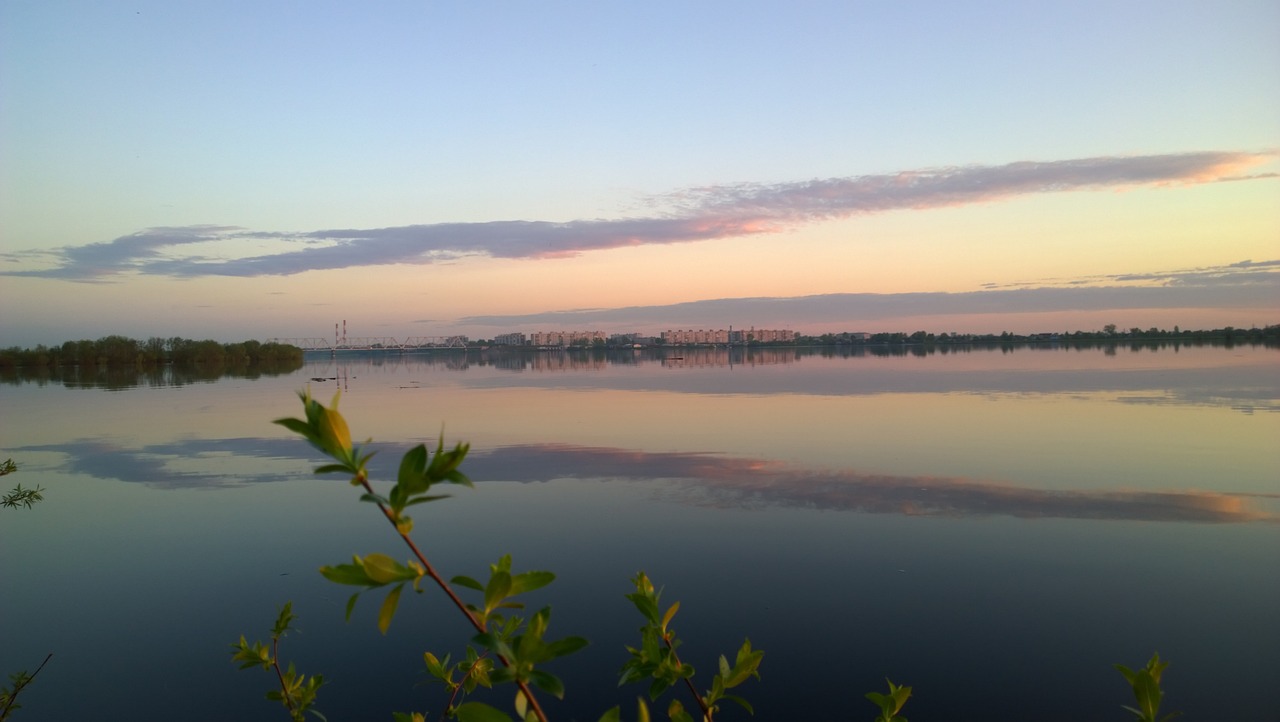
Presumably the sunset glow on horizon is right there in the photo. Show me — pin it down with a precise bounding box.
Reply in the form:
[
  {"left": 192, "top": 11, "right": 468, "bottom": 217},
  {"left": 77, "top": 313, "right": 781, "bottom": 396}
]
[{"left": 1, "top": 2, "right": 1276, "bottom": 345}]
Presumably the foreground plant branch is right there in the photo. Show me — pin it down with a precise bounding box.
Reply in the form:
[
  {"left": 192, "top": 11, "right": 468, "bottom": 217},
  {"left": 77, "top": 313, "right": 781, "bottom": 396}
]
[
  {"left": 2, "top": 458, "right": 45, "bottom": 511},
  {"left": 273, "top": 389, "right": 584, "bottom": 722},
  {"left": 348, "top": 448, "right": 552, "bottom": 722},
  {"left": 238, "top": 389, "right": 1183, "bottom": 721},
  {"left": 621, "top": 572, "right": 761, "bottom": 722},
  {"left": 666, "top": 639, "right": 709, "bottom": 721},
  {"left": 0, "top": 653, "right": 52, "bottom": 722},
  {"left": 252, "top": 389, "right": 765, "bottom": 721},
  {"left": 231, "top": 603, "right": 324, "bottom": 722},
  {"left": 1116, "top": 653, "right": 1180, "bottom": 722}
]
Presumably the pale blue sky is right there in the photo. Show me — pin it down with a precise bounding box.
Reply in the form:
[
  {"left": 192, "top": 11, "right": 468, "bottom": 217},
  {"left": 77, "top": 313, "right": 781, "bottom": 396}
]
[{"left": 1, "top": 1, "right": 1276, "bottom": 345}]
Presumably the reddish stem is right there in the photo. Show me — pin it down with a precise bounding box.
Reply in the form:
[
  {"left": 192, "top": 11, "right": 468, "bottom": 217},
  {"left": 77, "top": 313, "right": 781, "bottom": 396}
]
[
  {"left": 271, "top": 636, "right": 298, "bottom": 720},
  {"left": 663, "top": 635, "right": 713, "bottom": 721}
]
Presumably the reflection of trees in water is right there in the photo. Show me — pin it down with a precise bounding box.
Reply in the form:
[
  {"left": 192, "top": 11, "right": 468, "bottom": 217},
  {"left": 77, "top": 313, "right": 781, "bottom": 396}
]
[
  {"left": 293, "top": 339, "right": 1276, "bottom": 377},
  {"left": 476, "top": 347, "right": 807, "bottom": 370},
  {"left": 811, "top": 337, "right": 1275, "bottom": 358},
  {"left": 0, "top": 359, "right": 305, "bottom": 390}
]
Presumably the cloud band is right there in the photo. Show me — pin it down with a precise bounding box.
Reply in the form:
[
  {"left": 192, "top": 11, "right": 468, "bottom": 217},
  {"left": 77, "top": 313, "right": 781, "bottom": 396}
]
[{"left": 2, "top": 150, "right": 1272, "bottom": 281}]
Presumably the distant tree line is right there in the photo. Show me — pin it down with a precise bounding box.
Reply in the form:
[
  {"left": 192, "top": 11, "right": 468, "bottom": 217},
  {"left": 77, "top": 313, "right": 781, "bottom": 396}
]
[
  {"left": 797, "top": 324, "right": 1280, "bottom": 347},
  {"left": 469, "top": 324, "right": 1278, "bottom": 349},
  {"left": 0, "top": 336, "right": 304, "bottom": 370}
]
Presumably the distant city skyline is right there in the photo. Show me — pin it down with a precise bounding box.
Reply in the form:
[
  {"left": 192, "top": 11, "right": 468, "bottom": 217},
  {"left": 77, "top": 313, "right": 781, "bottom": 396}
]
[
  {"left": 2, "top": 2, "right": 1276, "bottom": 347},
  {"left": 260, "top": 317, "right": 1269, "bottom": 353}
]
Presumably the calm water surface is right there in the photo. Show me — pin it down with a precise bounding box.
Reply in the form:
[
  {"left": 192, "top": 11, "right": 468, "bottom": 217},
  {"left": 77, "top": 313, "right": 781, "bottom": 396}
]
[{"left": 2, "top": 345, "right": 1277, "bottom": 721}]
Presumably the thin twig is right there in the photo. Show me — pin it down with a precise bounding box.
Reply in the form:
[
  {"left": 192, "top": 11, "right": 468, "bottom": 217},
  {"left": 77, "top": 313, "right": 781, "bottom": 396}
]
[{"left": 443, "top": 651, "right": 493, "bottom": 718}]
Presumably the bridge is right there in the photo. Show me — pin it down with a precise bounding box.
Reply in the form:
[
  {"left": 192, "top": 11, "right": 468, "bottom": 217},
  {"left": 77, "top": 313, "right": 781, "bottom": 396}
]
[{"left": 268, "top": 336, "right": 469, "bottom": 352}]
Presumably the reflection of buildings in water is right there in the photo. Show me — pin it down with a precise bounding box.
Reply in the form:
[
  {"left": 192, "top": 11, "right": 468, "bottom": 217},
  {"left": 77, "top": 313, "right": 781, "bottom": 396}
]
[
  {"left": 488, "top": 347, "right": 802, "bottom": 371},
  {"left": 305, "top": 351, "right": 472, "bottom": 378},
  {"left": 302, "top": 347, "right": 810, "bottom": 376},
  {"left": 660, "top": 347, "right": 799, "bottom": 367},
  {"left": 485, "top": 353, "right": 531, "bottom": 371},
  {"left": 520, "top": 352, "right": 610, "bottom": 373},
  {"left": 300, "top": 341, "right": 1276, "bottom": 380}
]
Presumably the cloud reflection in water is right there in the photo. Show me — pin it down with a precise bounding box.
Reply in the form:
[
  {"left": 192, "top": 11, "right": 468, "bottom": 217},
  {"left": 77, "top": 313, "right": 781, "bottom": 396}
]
[
  {"left": 470, "top": 444, "right": 1278, "bottom": 524},
  {"left": 19, "top": 437, "right": 1276, "bottom": 524}
]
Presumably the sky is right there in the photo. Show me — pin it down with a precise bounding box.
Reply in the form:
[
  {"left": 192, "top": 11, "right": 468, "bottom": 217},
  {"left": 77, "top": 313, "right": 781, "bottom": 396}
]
[{"left": 1, "top": 1, "right": 1277, "bottom": 346}]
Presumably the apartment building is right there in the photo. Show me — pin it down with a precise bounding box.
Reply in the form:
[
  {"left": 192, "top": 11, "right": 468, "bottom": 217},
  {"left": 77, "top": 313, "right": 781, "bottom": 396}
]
[
  {"left": 661, "top": 328, "right": 795, "bottom": 344},
  {"left": 492, "top": 332, "right": 527, "bottom": 346},
  {"left": 530, "top": 330, "right": 607, "bottom": 346}
]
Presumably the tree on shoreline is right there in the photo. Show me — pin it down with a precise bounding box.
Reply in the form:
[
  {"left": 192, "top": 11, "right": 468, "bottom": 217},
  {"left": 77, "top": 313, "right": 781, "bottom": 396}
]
[{"left": 0, "top": 336, "right": 303, "bottom": 370}]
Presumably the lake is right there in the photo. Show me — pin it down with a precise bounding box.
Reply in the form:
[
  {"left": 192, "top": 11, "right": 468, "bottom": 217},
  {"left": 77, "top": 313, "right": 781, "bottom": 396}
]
[{"left": 2, "top": 343, "right": 1277, "bottom": 721}]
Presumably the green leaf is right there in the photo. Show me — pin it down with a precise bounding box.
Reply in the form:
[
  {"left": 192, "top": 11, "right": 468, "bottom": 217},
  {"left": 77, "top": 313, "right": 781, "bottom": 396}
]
[
  {"left": 485, "top": 570, "right": 513, "bottom": 613},
  {"left": 422, "top": 651, "right": 449, "bottom": 678},
  {"left": 510, "top": 570, "right": 556, "bottom": 596},
  {"left": 868, "top": 679, "right": 911, "bottom": 721},
  {"left": 362, "top": 553, "right": 412, "bottom": 584},
  {"left": 427, "top": 437, "right": 471, "bottom": 481},
  {"left": 316, "top": 396, "right": 351, "bottom": 454},
  {"left": 378, "top": 584, "right": 404, "bottom": 634},
  {"left": 319, "top": 560, "right": 374, "bottom": 586},
  {"left": 596, "top": 707, "right": 621, "bottom": 722},
  {"left": 723, "top": 639, "right": 764, "bottom": 688},
  {"left": 627, "top": 594, "right": 660, "bottom": 625},
  {"left": 708, "top": 674, "right": 725, "bottom": 703},
  {"left": 230, "top": 636, "right": 273, "bottom": 670},
  {"left": 545, "top": 636, "right": 590, "bottom": 660},
  {"left": 398, "top": 444, "right": 428, "bottom": 491},
  {"left": 1146, "top": 653, "right": 1169, "bottom": 684},
  {"left": 647, "top": 677, "right": 669, "bottom": 700},
  {"left": 466, "top": 656, "right": 495, "bottom": 691},
  {"left": 274, "top": 417, "right": 317, "bottom": 443},
  {"left": 1116, "top": 654, "right": 1177, "bottom": 722},
  {"left": 273, "top": 602, "right": 296, "bottom": 636},
  {"left": 453, "top": 701, "right": 513, "bottom": 722},
  {"left": 452, "top": 575, "right": 484, "bottom": 591},
  {"left": 661, "top": 601, "right": 680, "bottom": 631},
  {"left": 404, "top": 494, "right": 452, "bottom": 507},
  {"left": 528, "top": 669, "right": 566, "bottom": 699},
  {"left": 487, "top": 665, "right": 516, "bottom": 686},
  {"left": 1116, "top": 664, "right": 1139, "bottom": 686},
  {"left": 343, "top": 593, "right": 359, "bottom": 622},
  {"left": 443, "top": 470, "right": 473, "bottom": 486},
  {"left": 473, "top": 632, "right": 516, "bottom": 666},
  {"left": 514, "top": 688, "right": 529, "bottom": 719},
  {"left": 667, "top": 699, "right": 695, "bottom": 722},
  {"left": 719, "top": 692, "right": 754, "bottom": 714}
]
